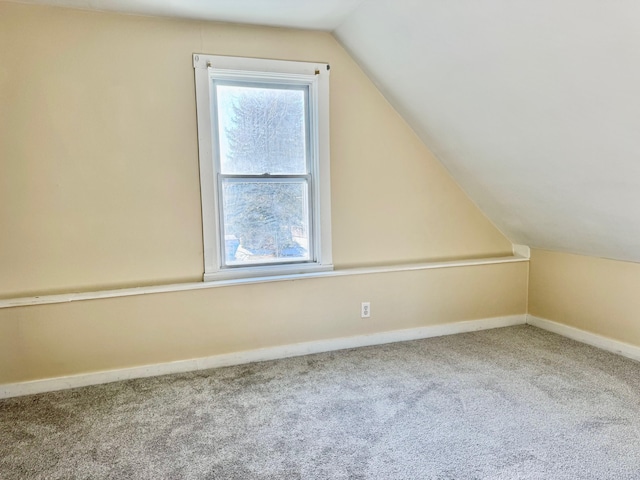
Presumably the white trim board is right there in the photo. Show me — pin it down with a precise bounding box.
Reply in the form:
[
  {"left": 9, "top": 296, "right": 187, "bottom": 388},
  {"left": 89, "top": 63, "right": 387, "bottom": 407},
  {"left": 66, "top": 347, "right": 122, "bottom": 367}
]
[
  {"left": 0, "top": 314, "right": 526, "bottom": 399},
  {"left": 0, "top": 254, "right": 528, "bottom": 310},
  {"left": 527, "top": 315, "right": 640, "bottom": 363}
]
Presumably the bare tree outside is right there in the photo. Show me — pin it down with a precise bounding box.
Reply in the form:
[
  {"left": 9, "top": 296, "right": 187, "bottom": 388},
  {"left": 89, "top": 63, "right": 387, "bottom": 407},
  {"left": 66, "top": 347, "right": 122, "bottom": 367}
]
[{"left": 216, "top": 85, "right": 310, "bottom": 264}]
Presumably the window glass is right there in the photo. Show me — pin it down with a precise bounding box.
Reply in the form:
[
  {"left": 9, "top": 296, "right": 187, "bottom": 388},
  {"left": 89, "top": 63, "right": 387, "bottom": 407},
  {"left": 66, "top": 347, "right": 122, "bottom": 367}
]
[
  {"left": 221, "top": 180, "right": 310, "bottom": 265},
  {"left": 216, "top": 84, "right": 308, "bottom": 175}
]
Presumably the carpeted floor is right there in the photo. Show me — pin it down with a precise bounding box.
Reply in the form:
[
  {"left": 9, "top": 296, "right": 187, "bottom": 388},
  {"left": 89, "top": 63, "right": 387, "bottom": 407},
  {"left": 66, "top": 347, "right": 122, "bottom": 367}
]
[{"left": 1, "top": 325, "right": 640, "bottom": 479}]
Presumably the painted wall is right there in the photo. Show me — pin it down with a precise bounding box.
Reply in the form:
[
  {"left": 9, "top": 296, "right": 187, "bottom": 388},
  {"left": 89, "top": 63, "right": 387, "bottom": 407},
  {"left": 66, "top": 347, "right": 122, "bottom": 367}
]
[
  {"left": 0, "top": 3, "right": 525, "bottom": 385},
  {"left": 529, "top": 249, "right": 640, "bottom": 347},
  {"left": 0, "top": 264, "right": 527, "bottom": 384}
]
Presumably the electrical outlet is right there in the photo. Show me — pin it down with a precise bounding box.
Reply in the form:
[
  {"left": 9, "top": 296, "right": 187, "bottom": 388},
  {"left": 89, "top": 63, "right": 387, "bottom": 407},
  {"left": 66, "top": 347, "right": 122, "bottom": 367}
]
[{"left": 361, "top": 302, "right": 371, "bottom": 318}]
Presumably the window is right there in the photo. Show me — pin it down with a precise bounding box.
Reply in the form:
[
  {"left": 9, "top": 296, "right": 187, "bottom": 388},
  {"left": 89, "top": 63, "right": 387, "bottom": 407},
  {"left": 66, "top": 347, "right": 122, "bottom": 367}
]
[{"left": 193, "top": 54, "right": 333, "bottom": 281}]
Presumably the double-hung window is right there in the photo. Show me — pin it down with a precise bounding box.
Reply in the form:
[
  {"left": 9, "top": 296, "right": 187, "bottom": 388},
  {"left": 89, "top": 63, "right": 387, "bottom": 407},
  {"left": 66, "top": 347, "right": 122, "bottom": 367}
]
[{"left": 193, "top": 54, "right": 333, "bottom": 281}]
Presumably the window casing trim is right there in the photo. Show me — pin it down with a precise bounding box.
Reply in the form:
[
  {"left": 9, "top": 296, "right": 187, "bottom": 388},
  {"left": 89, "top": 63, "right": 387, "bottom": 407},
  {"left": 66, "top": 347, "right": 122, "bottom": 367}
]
[{"left": 194, "top": 54, "right": 333, "bottom": 281}]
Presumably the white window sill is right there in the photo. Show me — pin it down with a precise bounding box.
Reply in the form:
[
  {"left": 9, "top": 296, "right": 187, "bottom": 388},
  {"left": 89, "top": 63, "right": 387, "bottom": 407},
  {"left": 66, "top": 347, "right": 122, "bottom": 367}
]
[{"left": 203, "top": 263, "right": 333, "bottom": 282}]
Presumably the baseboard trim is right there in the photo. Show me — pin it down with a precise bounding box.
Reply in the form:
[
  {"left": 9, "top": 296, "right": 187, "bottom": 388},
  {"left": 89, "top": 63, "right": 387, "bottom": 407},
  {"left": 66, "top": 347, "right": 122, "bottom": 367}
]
[
  {"left": 0, "top": 314, "right": 525, "bottom": 399},
  {"left": 527, "top": 315, "right": 640, "bottom": 363}
]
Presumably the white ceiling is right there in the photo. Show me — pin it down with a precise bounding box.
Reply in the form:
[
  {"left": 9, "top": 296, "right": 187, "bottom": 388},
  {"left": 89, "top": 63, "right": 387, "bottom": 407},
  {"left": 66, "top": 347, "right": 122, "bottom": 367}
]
[
  {"left": 10, "top": 0, "right": 640, "bottom": 263},
  {"left": 9, "top": 0, "right": 365, "bottom": 30},
  {"left": 335, "top": 0, "right": 640, "bottom": 263}
]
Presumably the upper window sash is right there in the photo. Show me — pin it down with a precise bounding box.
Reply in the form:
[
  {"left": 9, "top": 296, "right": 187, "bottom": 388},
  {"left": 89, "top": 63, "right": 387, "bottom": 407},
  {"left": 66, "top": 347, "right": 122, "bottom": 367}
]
[{"left": 212, "top": 81, "right": 311, "bottom": 176}]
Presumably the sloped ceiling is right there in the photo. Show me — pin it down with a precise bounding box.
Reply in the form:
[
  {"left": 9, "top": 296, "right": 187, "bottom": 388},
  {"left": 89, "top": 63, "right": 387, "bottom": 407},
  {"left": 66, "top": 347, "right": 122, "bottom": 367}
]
[
  {"left": 8, "top": 0, "right": 640, "bottom": 263},
  {"left": 335, "top": 0, "right": 640, "bottom": 263}
]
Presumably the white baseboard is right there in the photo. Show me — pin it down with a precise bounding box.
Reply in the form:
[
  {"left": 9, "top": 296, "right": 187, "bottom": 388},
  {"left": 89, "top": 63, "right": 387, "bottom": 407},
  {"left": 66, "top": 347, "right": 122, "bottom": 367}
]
[
  {"left": 527, "top": 315, "right": 640, "bottom": 363},
  {"left": 0, "top": 314, "right": 526, "bottom": 399}
]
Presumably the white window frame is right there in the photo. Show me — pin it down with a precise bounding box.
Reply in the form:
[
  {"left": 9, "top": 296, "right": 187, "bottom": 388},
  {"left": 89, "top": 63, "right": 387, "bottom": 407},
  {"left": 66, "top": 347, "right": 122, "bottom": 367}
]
[{"left": 193, "top": 54, "right": 333, "bottom": 281}]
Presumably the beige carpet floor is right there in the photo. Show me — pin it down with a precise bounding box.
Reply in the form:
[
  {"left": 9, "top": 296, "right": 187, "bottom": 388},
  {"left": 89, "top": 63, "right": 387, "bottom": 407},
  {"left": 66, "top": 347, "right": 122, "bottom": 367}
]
[{"left": 1, "top": 325, "right": 640, "bottom": 479}]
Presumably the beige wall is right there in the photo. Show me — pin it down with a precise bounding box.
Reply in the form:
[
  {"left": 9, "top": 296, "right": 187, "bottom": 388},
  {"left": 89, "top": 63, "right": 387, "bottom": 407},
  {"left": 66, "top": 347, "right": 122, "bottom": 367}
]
[
  {"left": 0, "top": 2, "right": 512, "bottom": 298},
  {"left": 529, "top": 249, "right": 640, "bottom": 347},
  {"left": 0, "top": 3, "right": 525, "bottom": 385},
  {"left": 0, "top": 263, "right": 528, "bottom": 383}
]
